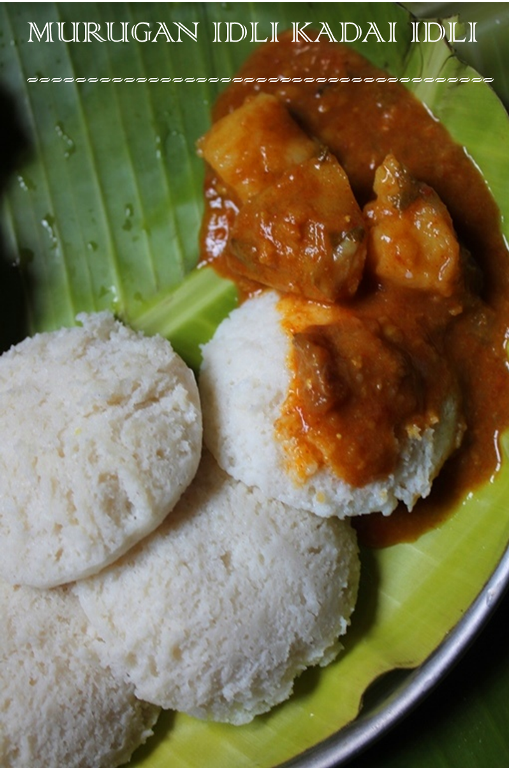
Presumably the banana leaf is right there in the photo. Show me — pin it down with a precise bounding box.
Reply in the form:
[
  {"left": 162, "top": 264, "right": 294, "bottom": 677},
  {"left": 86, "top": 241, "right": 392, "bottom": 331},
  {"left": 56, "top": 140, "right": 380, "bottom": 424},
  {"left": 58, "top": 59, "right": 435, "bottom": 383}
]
[{"left": 1, "top": 3, "right": 509, "bottom": 767}]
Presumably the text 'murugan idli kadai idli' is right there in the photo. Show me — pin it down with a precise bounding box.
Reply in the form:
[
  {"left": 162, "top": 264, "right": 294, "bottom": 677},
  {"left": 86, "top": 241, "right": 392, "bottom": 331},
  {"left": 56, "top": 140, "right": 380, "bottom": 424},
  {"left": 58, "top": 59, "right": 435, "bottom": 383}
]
[
  {"left": 0, "top": 577, "right": 159, "bottom": 768},
  {"left": 0, "top": 311, "right": 202, "bottom": 588},
  {"left": 75, "top": 450, "right": 360, "bottom": 725},
  {"left": 199, "top": 290, "right": 464, "bottom": 519}
]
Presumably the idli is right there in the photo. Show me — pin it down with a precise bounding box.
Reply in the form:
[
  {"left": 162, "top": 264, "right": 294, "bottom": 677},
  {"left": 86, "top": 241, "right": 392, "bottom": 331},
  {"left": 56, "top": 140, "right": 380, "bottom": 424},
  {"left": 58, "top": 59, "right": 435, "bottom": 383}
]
[
  {"left": 0, "top": 311, "right": 202, "bottom": 588},
  {"left": 75, "top": 450, "right": 360, "bottom": 725},
  {"left": 199, "top": 290, "right": 463, "bottom": 518},
  {"left": 0, "top": 577, "right": 159, "bottom": 768}
]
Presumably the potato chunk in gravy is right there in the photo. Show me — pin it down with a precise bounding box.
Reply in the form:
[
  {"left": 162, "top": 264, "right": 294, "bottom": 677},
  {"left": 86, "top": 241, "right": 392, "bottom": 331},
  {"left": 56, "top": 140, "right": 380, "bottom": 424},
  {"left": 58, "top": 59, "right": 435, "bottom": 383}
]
[{"left": 365, "top": 154, "right": 462, "bottom": 297}]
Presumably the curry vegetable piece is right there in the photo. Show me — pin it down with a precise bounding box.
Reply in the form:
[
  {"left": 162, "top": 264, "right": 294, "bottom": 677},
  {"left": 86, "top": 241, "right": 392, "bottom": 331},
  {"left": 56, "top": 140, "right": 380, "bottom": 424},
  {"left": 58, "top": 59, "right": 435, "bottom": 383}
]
[
  {"left": 364, "top": 154, "right": 461, "bottom": 297},
  {"left": 197, "top": 92, "right": 317, "bottom": 202},
  {"left": 228, "top": 153, "right": 367, "bottom": 302},
  {"left": 198, "top": 93, "right": 367, "bottom": 303}
]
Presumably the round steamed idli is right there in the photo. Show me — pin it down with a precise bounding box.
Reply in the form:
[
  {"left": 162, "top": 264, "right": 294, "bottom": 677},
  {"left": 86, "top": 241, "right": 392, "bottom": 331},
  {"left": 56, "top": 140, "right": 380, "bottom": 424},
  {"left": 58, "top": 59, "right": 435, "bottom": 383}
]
[
  {"left": 0, "top": 311, "right": 202, "bottom": 588},
  {"left": 75, "top": 450, "right": 360, "bottom": 725},
  {"left": 199, "top": 290, "right": 462, "bottom": 518},
  {"left": 0, "top": 577, "right": 159, "bottom": 768}
]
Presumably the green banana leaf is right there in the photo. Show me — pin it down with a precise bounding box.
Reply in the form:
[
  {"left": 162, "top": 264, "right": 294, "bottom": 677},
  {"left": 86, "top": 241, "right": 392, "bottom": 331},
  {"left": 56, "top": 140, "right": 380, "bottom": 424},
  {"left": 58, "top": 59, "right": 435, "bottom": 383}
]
[{"left": 1, "top": 2, "right": 509, "bottom": 767}]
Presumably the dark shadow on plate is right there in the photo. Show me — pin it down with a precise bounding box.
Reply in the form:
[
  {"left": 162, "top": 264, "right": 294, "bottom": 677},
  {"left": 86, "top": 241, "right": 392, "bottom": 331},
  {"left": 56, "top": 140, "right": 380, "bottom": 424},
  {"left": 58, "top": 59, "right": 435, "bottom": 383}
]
[
  {"left": 357, "top": 667, "right": 413, "bottom": 715},
  {"left": 129, "top": 709, "right": 176, "bottom": 765},
  {"left": 340, "top": 545, "right": 381, "bottom": 654},
  {"left": 287, "top": 662, "right": 324, "bottom": 703},
  {"left": 0, "top": 81, "right": 31, "bottom": 351},
  {"left": 251, "top": 659, "right": 324, "bottom": 726}
]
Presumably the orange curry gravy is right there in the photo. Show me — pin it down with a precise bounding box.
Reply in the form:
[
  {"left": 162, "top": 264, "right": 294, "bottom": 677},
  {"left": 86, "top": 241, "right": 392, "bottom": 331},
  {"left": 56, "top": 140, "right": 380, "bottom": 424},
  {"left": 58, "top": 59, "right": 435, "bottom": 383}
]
[{"left": 199, "top": 33, "right": 509, "bottom": 547}]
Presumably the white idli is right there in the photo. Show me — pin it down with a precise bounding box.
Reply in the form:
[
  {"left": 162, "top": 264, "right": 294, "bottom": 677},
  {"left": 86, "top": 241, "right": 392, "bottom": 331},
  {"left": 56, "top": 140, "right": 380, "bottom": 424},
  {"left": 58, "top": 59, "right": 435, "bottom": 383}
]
[
  {"left": 0, "top": 311, "right": 202, "bottom": 588},
  {"left": 199, "top": 290, "right": 463, "bottom": 518},
  {"left": 75, "top": 450, "right": 359, "bottom": 725},
  {"left": 0, "top": 577, "right": 159, "bottom": 768}
]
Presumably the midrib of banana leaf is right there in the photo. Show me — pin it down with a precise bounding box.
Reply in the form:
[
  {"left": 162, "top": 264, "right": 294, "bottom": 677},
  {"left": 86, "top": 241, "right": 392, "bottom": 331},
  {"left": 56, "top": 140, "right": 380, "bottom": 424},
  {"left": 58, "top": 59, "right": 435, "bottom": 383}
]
[{"left": 1, "top": 3, "right": 509, "bottom": 768}]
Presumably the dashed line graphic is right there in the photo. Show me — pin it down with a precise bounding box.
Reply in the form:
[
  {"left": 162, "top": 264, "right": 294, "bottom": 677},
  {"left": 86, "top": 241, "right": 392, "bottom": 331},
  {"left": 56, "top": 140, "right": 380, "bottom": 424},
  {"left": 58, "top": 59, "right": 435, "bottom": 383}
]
[{"left": 26, "top": 75, "right": 493, "bottom": 84}]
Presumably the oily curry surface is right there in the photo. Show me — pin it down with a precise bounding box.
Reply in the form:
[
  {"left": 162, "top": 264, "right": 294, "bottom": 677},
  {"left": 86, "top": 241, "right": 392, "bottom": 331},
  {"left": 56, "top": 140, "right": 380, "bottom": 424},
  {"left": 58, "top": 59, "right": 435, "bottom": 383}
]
[{"left": 199, "top": 33, "right": 509, "bottom": 546}]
